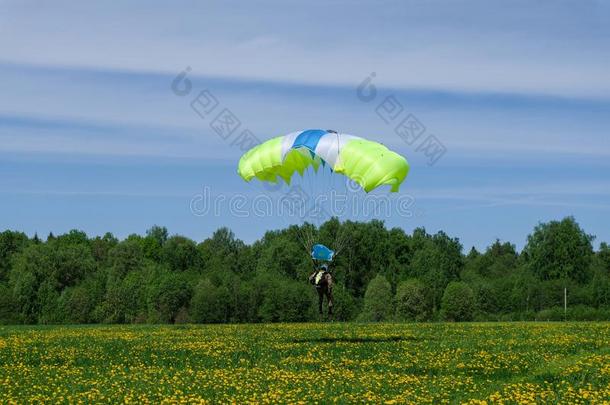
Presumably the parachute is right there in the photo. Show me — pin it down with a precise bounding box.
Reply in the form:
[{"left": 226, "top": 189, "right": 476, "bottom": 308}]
[
  {"left": 238, "top": 129, "right": 409, "bottom": 193},
  {"left": 311, "top": 244, "right": 335, "bottom": 261},
  {"left": 237, "top": 129, "right": 410, "bottom": 260}
]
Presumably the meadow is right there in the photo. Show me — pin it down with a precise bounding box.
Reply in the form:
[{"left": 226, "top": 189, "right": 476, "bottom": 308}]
[{"left": 0, "top": 322, "right": 608, "bottom": 404}]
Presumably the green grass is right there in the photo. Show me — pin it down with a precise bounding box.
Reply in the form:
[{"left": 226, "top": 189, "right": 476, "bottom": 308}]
[{"left": 1, "top": 322, "right": 608, "bottom": 403}]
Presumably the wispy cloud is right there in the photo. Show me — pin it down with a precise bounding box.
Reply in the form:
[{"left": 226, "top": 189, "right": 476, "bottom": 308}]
[
  {"left": 1, "top": 62, "right": 609, "bottom": 161},
  {"left": 1, "top": 1, "right": 609, "bottom": 98},
  {"left": 413, "top": 181, "right": 610, "bottom": 212}
]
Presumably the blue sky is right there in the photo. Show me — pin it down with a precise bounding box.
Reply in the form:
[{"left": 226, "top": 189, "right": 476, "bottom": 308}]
[{"left": 1, "top": 0, "right": 609, "bottom": 250}]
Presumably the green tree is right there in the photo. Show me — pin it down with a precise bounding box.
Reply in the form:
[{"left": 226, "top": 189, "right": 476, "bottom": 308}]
[
  {"left": 52, "top": 244, "right": 96, "bottom": 290},
  {"left": 441, "top": 281, "right": 475, "bottom": 322},
  {"left": 141, "top": 225, "right": 168, "bottom": 261},
  {"left": 523, "top": 217, "right": 594, "bottom": 283},
  {"left": 590, "top": 264, "right": 610, "bottom": 307},
  {"left": 190, "top": 278, "right": 231, "bottom": 323},
  {"left": 59, "top": 285, "right": 94, "bottom": 323},
  {"left": 510, "top": 267, "right": 538, "bottom": 313},
  {"left": 222, "top": 274, "right": 258, "bottom": 323},
  {"left": 343, "top": 220, "right": 390, "bottom": 297},
  {"left": 90, "top": 232, "right": 118, "bottom": 263},
  {"left": 395, "top": 278, "right": 429, "bottom": 321},
  {"left": 330, "top": 284, "right": 358, "bottom": 321},
  {"left": 37, "top": 280, "right": 61, "bottom": 324},
  {"left": 598, "top": 242, "right": 610, "bottom": 271},
  {"left": 121, "top": 270, "right": 150, "bottom": 323},
  {"left": 147, "top": 225, "right": 169, "bottom": 245},
  {"left": 147, "top": 272, "right": 192, "bottom": 323},
  {"left": 162, "top": 236, "right": 200, "bottom": 272},
  {"left": 253, "top": 229, "right": 308, "bottom": 280},
  {"left": 267, "top": 284, "right": 311, "bottom": 322},
  {"left": 0, "top": 217, "right": 608, "bottom": 325},
  {"left": 0, "top": 230, "right": 29, "bottom": 281},
  {"left": 408, "top": 229, "right": 463, "bottom": 314},
  {"left": 9, "top": 244, "right": 52, "bottom": 323},
  {"left": 360, "top": 274, "right": 393, "bottom": 321},
  {"left": 107, "top": 239, "right": 144, "bottom": 278},
  {"left": 53, "top": 229, "right": 89, "bottom": 246},
  {"left": 0, "top": 282, "right": 18, "bottom": 324}
]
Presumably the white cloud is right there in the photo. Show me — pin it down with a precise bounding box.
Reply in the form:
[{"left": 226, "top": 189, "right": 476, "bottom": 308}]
[
  {"left": 412, "top": 181, "right": 610, "bottom": 212},
  {"left": 0, "top": 0, "right": 609, "bottom": 98}
]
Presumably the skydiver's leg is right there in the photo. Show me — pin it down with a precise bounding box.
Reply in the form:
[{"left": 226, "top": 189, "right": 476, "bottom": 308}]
[
  {"left": 327, "top": 288, "right": 333, "bottom": 317},
  {"left": 317, "top": 288, "right": 323, "bottom": 315}
]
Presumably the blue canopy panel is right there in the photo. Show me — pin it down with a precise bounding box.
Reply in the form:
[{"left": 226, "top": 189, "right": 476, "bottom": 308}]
[
  {"left": 292, "top": 129, "right": 328, "bottom": 152},
  {"left": 311, "top": 244, "right": 335, "bottom": 261},
  {"left": 279, "top": 130, "right": 362, "bottom": 172}
]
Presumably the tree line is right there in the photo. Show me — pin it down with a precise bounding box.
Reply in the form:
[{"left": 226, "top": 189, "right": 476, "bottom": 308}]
[{"left": 0, "top": 216, "right": 609, "bottom": 324}]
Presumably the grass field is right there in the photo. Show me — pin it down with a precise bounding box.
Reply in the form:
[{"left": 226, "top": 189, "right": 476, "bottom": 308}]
[{"left": 1, "top": 323, "right": 609, "bottom": 404}]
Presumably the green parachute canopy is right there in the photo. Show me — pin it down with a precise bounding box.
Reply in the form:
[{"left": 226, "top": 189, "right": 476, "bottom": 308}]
[{"left": 237, "top": 129, "right": 409, "bottom": 192}]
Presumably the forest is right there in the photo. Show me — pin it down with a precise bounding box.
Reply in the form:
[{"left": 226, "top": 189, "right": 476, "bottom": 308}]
[{"left": 0, "top": 216, "right": 609, "bottom": 324}]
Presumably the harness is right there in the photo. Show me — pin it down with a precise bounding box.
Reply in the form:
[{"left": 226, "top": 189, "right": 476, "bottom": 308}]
[{"left": 313, "top": 271, "right": 330, "bottom": 288}]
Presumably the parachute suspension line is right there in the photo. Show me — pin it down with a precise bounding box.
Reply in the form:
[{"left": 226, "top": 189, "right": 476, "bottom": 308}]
[
  {"left": 329, "top": 130, "right": 342, "bottom": 256},
  {"left": 306, "top": 164, "right": 317, "bottom": 255},
  {"left": 329, "top": 165, "right": 340, "bottom": 257},
  {"left": 295, "top": 222, "right": 311, "bottom": 256},
  {"left": 297, "top": 145, "right": 348, "bottom": 263},
  {"left": 237, "top": 129, "right": 410, "bottom": 265},
  {"left": 334, "top": 221, "right": 348, "bottom": 259},
  {"left": 305, "top": 225, "right": 311, "bottom": 255},
  {"left": 333, "top": 168, "right": 352, "bottom": 259},
  {"left": 296, "top": 223, "right": 310, "bottom": 264},
  {"left": 294, "top": 163, "right": 314, "bottom": 261}
]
